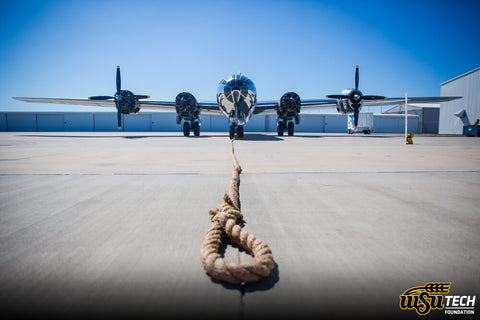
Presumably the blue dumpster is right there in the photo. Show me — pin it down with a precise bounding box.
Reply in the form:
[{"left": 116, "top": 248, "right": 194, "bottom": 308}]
[{"left": 463, "top": 125, "right": 480, "bottom": 136}]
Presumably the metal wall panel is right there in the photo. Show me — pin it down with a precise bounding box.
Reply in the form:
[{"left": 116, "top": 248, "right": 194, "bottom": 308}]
[
  {"left": 2, "top": 111, "right": 421, "bottom": 134},
  {"left": 94, "top": 113, "right": 119, "bottom": 131},
  {"left": 6, "top": 113, "right": 37, "bottom": 131},
  {"left": 199, "top": 115, "right": 211, "bottom": 132},
  {"left": 296, "top": 114, "right": 325, "bottom": 133},
  {"left": 208, "top": 115, "right": 230, "bottom": 132},
  {"left": 64, "top": 113, "right": 94, "bottom": 131},
  {"left": 374, "top": 115, "right": 418, "bottom": 133},
  {"left": 37, "top": 114, "right": 65, "bottom": 131},
  {"left": 151, "top": 112, "right": 179, "bottom": 131},
  {"left": 124, "top": 114, "right": 152, "bottom": 132},
  {"left": 265, "top": 115, "right": 277, "bottom": 132},
  {"left": 440, "top": 68, "right": 480, "bottom": 134},
  {"left": 244, "top": 113, "right": 265, "bottom": 132},
  {"left": 325, "top": 114, "right": 348, "bottom": 133},
  {"left": 0, "top": 113, "right": 6, "bottom": 131},
  {"left": 422, "top": 108, "right": 439, "bottom": 134}
]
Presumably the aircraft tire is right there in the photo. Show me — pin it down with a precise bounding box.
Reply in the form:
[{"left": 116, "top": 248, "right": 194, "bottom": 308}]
[
  {"left": 277, "top": 121, "right": 285, "bottom": 136},
  {"left": 238, "top": 125, "right": 244, "bottom": 138},
  {"left": 287, "top": 122, "right": 294, "bottom": 136},
  {"left": 229, "top": 126, "right": 235, "bottom": 139},
  {"left": 193, "top": 121, "right": 200, "bottom": 136},
  {"left": 183, "top": 122, "right": 190, "bottom": 137}
]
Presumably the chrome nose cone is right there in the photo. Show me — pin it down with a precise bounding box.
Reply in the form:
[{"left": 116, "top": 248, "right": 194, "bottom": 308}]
[{"left": 232, "top": 88, "right": 241, "bottom": 103}]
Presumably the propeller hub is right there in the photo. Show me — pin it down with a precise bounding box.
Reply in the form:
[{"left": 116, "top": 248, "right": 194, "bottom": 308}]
[{"left": 349, "top": 90, "right": 362, "bottom": 104}]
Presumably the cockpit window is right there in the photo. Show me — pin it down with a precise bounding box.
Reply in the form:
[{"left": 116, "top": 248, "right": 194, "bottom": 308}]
[
  {"left": 241, "top": 87, "right": 248, "bottom": 99},
  {"left": 224, "top": 86, "right": 231, "bottom": 96}
]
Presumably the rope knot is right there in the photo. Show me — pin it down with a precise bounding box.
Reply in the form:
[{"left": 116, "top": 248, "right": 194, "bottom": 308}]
[
  {"left": 208, "top": 194, "right": 243, "bottom": 224},
  {"left": 200, "top": 140, "right": 274, "bottom": 285}
]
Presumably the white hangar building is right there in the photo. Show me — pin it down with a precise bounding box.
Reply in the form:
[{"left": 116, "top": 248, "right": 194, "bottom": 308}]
[
  {"left": 0, "top": 111, "right": 420, "bottom": 134},
  {"left": 440, "top": 67, "right": 480, "bottom": 134}
]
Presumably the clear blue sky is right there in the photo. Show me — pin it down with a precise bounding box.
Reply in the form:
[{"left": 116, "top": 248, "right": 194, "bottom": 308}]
[{"left": 1, "top": 0, "right": 479, "bottom": 113}]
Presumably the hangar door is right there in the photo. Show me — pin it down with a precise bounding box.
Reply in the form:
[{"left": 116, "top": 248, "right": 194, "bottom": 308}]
[
  {"left": 124, "top": 114, "right": 152, "bottom": 131},
  {"left": 6, "top": 114, "right": 37, "bottom": 131},
  {"left": 296, "top": 115, "right": 325, "bottom": 133},
  {"left": 37, "top": 114, "right": 65, "bottom": 131}
]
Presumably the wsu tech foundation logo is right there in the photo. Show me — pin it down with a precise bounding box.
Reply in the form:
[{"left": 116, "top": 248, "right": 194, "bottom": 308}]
[{"left": 399, "top": 282, "right": 476, "bottom": 315}]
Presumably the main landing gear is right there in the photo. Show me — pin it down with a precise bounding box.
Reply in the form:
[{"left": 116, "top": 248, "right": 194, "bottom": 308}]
[
  {"left": 183, "top": 121, "right": 200, "bottom": 137},
  {"left": 277, "top": 121, "right": 295, "bottom": 136},
  {"left": 229, "top": 124, "right": 244, "bottom": 140}
]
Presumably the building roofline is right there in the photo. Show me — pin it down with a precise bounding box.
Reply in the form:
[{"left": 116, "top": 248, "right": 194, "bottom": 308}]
[{"left": 441, "top": 67, "right": 480, "bottom": 86}]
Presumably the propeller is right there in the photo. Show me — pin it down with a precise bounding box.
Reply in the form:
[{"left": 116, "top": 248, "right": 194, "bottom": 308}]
[
  {"left": 327, "top": 66, "right": 386, "bottom": 129},
  {"left": 88, "top": 66, "right": 149, "bottom": 130},
  {"left": 87, "top": 66, "right": 122, "bottom": 129},
  {"left": 88, "top": 95, "right": 113, "bottom": 100},
  {"left": 116, "top": 65, "right": 121, "bottom": 94},
  {"left": 115, "top": 66, "right": 122, "bottom": 130}
]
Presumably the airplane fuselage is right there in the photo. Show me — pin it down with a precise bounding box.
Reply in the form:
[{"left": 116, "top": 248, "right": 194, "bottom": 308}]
[{"left": 216, "top": 73, "right": 257, "bottom": 125}]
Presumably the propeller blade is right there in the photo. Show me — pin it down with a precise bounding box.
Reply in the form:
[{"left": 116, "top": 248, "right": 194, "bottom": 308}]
[
  {"left": 88, "top": 95, "right": 114, "bottom": 100},
  {"left": 117, "top": 110, "right": 122, "bottom": 130},
  {"left": 326, "top": 95, "right": 348, "bottom": 99},
  {"left": 115, "top": 100, "right": 122, "bottom": 130},
  {"left": 353, "top": 105, "right": 360, "bottom": 129},
  {"left": 134, "top": 95, "right": 150, "bottom": 100},
  {"left": 363, "top": 95, "right": 387, "bottom": 100},
  {"left": 116, "top": 66, "right": 121, "bottom": 93},
  {"left": 355, "top": 65, "right": 359, "bottom": 91}
]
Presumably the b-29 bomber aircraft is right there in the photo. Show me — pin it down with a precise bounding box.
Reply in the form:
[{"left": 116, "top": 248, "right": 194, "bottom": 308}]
[{"left": 14, "top": 66, "right": 460, "bottom": 138}]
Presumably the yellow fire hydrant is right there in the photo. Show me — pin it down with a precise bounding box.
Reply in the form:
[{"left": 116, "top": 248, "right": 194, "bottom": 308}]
[{"left": 406, "top": 133, "right": 414, "bottom": 144}]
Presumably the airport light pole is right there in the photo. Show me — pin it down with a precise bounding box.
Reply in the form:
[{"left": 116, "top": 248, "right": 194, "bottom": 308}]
[{"left": 404, "top": 92, "right": 408, "bottom": 142}]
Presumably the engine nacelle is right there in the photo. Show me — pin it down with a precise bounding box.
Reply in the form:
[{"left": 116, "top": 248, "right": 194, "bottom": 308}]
[
  {"left": 175, "top": 92, "right": 199, "bottom": 121},
  {"left": 336, "top": 99, "right": 355, "bottom": 114},
  {"left": 277, "top": 92, "right": 301, "bottom": 119},
  {"left": 335, "top": 88, "right": 363, "bottom": 114},
  {"left": 114, "top": 90, "right": 141, "bottom": 115}
]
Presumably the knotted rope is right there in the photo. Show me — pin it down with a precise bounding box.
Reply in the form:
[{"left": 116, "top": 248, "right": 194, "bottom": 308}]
[{"left": 200, "top": 139, "right": 275, "bottom": 284}]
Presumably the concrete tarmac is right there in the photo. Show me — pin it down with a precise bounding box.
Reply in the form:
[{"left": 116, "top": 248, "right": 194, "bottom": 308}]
[{"left": 0, "top": 132, "right": 479, "bottom": 319}]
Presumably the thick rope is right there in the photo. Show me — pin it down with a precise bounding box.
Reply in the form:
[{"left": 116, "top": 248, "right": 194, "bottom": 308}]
[{"left": 200, "top": 139, "right": 275, "bottom": 284}]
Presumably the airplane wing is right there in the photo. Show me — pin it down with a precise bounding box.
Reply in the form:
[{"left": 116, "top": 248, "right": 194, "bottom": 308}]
[
  {"left": 14, "top": 96, "right": 460, "bottom": 114},
  {"left": 13, "top": 97, "right": 116, "bottom": 107},
  {"left": 139, "top": 100, "right": 222, "bottom": 115},
  {"left": 254, "top": 99, "right": 337, "bottom": 115},
  {"left": 252, "top": 96, "right": 460, "bottom": 116},
  {"left": 360, "top": 96, "right": 461, "bottom": 106},
  {"left": 13, "top": 97, "right": 223, "bottom": 115}
]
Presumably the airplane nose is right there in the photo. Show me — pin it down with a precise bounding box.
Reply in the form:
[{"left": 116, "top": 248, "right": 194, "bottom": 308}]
[
  {"left": 230, "top": 85, "right": 246, "bottom": 103},
  {"left": 232, "top": 89, "right": 240, "bottom": 103}
]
